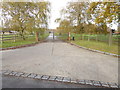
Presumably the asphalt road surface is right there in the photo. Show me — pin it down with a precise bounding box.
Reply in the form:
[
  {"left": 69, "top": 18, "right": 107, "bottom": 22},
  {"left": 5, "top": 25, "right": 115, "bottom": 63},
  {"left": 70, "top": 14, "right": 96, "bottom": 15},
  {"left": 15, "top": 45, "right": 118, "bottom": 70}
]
[
  {"left": 2, "top": 33, "right": 118, "bottom": 84},
  {"left": 2, "top": 75, "right": 100, "bottom": 88}
]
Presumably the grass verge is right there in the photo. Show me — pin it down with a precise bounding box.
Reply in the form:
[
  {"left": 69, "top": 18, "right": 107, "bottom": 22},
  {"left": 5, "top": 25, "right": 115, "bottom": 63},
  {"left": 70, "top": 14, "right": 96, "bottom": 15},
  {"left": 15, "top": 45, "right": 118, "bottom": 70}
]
[
  {"left": 71, "top": 40, "right": 119, "bottom": 55},
  {"left": 1, "top": 33, "right": 49, "bottom": 48}
]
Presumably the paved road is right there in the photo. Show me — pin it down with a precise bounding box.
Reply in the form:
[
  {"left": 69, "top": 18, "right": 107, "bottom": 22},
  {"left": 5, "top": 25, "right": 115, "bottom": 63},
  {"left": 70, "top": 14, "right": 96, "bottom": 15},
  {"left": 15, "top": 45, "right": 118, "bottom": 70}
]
[
  {"left": 2, "top": 75, "right": 99, "bottom": 88},
  {"left": 2, "top": 33, "right": 118, "bottom": 83}
]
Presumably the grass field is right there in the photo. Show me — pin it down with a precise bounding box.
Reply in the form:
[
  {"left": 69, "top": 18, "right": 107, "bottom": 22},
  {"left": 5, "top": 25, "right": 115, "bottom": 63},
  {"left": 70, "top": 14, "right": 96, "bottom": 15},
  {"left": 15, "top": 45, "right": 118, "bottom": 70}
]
[
  {"left": 71, "top": 40, "right": 119, "bottom": 55},
  {"left": 1, "top": 33, "right": 49, "bottom": 48},
  {"left": 57, "top": 33, "right": 119, "bottom": 55}
]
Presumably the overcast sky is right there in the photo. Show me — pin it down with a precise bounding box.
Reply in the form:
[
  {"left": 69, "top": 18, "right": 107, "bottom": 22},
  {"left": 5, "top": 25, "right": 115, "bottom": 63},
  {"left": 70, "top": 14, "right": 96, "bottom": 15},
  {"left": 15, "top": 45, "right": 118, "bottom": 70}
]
[{"left": 46, "top": 0, "right": 70, "bottom": 29}]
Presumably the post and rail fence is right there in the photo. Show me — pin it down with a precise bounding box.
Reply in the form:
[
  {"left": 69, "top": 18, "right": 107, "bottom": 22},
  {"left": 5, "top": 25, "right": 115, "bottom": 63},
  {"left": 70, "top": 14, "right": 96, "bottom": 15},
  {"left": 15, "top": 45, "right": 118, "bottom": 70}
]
[{"left": 0, "top": 34, "right": 35, "bottom": 43}]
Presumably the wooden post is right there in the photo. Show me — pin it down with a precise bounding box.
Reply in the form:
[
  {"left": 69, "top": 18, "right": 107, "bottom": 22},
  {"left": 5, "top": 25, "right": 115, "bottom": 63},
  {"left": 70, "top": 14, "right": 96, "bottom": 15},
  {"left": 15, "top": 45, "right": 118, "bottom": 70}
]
[
  {"left": 14, "top": 34, "right": 16, "bottom": 42},
  {"left": 96, "top": 34, "right": 98, "bottom": 41},
  {"left": 35, "top": 32, "right": 39, "bottom": 42},
  {"left": 81, "top": 34, "right": 82, "bottom": 40},
  {"left": 53, "top": 31, "right": 54, "bottom": 39},
  {"left": 2, "top": 34, "right": 4, "bottom": 43},
  {"left": 68, "top": 32, "right": 71, "bottom": 41},
  {"left": 109, "top": 30, "right": 112, "bottom": 46},
  {"left": 82, "top": 35, "right": 84, "bottom": 40},
  {"left": 88, "top": 35, "right": 90, "bottom": 41}
]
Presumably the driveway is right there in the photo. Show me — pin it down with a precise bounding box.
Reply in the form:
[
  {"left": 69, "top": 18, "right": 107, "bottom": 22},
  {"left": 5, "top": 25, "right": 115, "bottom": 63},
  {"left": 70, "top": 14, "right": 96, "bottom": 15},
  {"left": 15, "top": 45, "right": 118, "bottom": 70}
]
[{"left": 2, "top": 33, "right": 118, "bottom": 83}]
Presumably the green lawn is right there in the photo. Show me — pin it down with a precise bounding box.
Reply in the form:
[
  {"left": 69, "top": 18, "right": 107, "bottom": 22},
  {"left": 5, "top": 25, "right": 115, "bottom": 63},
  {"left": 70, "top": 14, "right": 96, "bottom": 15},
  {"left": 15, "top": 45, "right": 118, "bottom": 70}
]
[
  {"left": 71, "top": 40, "right": 119, "bottom": 55},
  {"left": 1, "top": 37, "right": 36, "bottom": 48},
  {"left": 1, "top": 33, "right": 49, "bottom": 48},
  {"left": 56, "top": 33, "right": 119, "bottom": 55}
]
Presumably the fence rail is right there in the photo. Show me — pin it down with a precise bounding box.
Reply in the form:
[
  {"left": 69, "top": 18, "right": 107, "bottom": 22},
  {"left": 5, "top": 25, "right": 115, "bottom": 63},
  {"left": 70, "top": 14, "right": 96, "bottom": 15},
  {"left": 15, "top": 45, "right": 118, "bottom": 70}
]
[
  {"left": 0, "top": 34, "right": 35, "bottom": 42},
  {"left": 61, "top": 33, "right": 119, "bottom": 45}
]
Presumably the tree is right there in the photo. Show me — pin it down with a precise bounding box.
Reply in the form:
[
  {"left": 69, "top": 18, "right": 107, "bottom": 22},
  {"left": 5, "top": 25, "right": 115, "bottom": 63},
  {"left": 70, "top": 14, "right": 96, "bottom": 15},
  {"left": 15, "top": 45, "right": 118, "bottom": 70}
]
[
  {"left": 58, "top": 2, "right": 90, "bottom": 35},
  {"left": 57, "top": 20, "right": 72, "bottom": 34},
  {"left": 2, "top": 2, "right": 30, "bottom": 40},
  {"left": 58, "top": 2, "right": 119, "bottom": 35},
  {"left": 83, "top": 23, "right": 97, "bottom": 34},
  {"left": 2, "top": 2, "right": 50, "bottom": 41},
  {"left": 87, "top": 2, "right": 119, "bottom": 33},
  {"left": 86, "top": 2, "right": 119, "bottom": 45}
]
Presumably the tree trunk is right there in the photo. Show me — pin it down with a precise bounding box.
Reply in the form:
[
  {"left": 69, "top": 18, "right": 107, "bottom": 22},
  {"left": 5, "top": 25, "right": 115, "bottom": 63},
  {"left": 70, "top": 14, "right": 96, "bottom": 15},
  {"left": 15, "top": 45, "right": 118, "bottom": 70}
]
[
  {"left": 20, "top": 33, "right": 25, "bottom": 40},
  {"left": 35, "top": 31, "right": 39, "bottom": 42},
  {"left": 22, "top": 35, "right": 25, "bottom": 40},
  {"left": 21, "top": 30, "right": 25, "bottom": 40}
]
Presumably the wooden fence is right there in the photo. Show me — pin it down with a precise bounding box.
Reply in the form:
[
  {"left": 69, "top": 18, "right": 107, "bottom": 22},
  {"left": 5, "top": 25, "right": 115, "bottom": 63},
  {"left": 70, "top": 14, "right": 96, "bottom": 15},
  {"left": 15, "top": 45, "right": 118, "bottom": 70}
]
[
  {"left": 61, "top": 33, "right": 119, "bottom": 45},
  {"left": 0, "top": 34, "right": 34, "bottom": 42}
]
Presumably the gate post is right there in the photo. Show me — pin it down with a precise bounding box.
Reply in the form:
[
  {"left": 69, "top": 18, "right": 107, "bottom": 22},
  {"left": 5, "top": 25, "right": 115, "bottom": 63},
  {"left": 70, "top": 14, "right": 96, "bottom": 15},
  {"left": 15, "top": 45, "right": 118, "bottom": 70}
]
[{"left": 68, "top": 32, "right": 71, "bottom": 41}]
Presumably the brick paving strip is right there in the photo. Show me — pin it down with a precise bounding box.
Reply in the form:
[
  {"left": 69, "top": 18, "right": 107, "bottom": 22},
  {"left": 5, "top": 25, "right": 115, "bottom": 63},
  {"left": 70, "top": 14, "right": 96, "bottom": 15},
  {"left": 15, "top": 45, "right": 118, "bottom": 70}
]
[
  {"left": 67, "top": 42, "right": 120, "bottom": 58},
  {"left": 1, "top": 70, "right": 119, "bottom": 88}
]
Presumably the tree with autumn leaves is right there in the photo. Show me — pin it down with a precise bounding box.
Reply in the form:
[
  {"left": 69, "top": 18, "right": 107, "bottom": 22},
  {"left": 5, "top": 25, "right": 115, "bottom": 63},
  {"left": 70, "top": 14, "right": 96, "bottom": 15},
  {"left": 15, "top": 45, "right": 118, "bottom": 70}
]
[
  {"left": 2, "top": 1, "right": 50, "bottom": 41},
  {"left": 56, "top": 2, "right": 119, "bottom": 35},
  {"left": 87, "top": 2, "right": 119, "bottom": 34}
]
